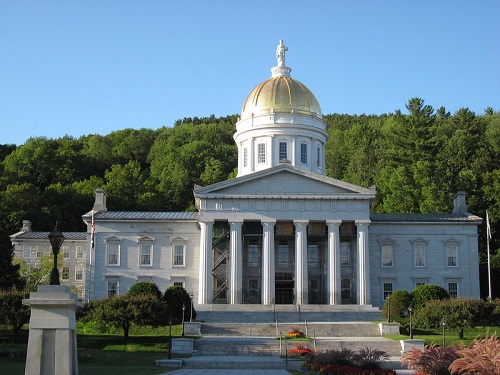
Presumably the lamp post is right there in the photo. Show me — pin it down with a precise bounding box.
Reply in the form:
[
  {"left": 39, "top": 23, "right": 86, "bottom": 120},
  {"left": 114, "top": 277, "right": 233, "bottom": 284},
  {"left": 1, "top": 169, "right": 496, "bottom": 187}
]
[
  {"left": 181, "top": 302, "right": 185, "bottom": 337},
  {"left": 442, "top": 319, "right": 446, "bottom": 346},
  {"left": 189, "top": 293, "right": 194, "bottom": 322},
  {"left": 168, "top": 319, "right": 172, "bottom": 359},
  {"left": 48, "top": 224, "right": 65, "bottom": 285},
  {"left": 387, "top": 296, "right": 391, "bottom": 323},
  {"left": 408, "top": 306, "right": 413, "bottom": 339}
]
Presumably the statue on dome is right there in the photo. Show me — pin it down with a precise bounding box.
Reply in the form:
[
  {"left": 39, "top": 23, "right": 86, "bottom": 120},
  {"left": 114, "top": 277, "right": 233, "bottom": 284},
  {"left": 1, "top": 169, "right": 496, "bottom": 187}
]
[{"left": 276, "top": 40, "right": 287, "bottom": 66}]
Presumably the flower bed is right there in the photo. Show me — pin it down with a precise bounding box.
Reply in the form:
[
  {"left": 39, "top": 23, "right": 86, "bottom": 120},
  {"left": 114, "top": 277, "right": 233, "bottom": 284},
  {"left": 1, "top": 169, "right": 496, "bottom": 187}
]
[{"left": 303, "top": 363, "right": 396, "bottom": 375}]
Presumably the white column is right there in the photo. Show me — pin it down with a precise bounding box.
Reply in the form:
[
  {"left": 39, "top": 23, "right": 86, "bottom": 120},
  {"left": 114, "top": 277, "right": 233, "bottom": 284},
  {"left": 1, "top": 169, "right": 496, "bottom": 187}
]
[
  {"left": 198, "top": 220, "right": 213, "bottom": 304},
  {"left": 291, "top": 136, "right": 296, "bottom": 167},
  {"left": 261, "top": 221, "right": 276, "bottom": 305},
  {"left": 327, "top": 220, "right": 342, "bottom": 305},
  {"left": 294, "top": 220, "right": 308, "bottom": 305},
  {"left": 229, "top": 221, "right": 243, "bottom": 304},
  {"left": 356, "top": 221, "right": 371, "bottom": 305}
]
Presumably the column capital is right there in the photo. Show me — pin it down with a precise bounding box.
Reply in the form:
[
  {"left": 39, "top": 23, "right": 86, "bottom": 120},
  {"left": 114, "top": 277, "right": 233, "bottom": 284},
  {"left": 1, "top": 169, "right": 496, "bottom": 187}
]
[
  {"left": 199, "top": 219, "right": 214, "bottom": 225},
  {"left": 229, "top": 220, "right": 244, "bottom": 225},
  {"left": 355, "top": 220, "right": 371, "bottom": 227},
  {"left": 262, "top": 220, "right": 276, "bottom": 226},
  {"left": 326, "top": 220, "right": 342, "bottom": 227},
  {"left": 293, "top": 220, "right": 309, "bottom": 226}
]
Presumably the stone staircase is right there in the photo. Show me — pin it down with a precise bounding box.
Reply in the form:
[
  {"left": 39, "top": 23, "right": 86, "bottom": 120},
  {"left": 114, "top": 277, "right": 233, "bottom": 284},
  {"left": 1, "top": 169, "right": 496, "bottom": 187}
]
[{"left": 191, "top": 304, "right": 402, "bottom": 358}]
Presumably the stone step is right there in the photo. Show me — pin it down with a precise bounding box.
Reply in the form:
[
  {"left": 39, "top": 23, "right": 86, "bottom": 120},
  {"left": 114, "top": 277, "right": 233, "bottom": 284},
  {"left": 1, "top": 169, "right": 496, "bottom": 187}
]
[
  {"left": 193, "top": 337, "right": 402, "bottom": 357},
  {"left": 196, "top": 304, "right": 382, "bottom": 323},
  {"left": 183, "top": 354, "right": 287, "bottom": 369},
  {"left": 201, "top": 322, "right": 381, "bottom": 337}
]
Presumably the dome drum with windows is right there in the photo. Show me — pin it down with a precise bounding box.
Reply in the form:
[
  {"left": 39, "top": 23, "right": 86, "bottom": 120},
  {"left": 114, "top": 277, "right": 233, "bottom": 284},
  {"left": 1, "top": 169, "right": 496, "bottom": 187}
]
[{"left": 234, "top": 40, "right": 328, "bottom": 177}]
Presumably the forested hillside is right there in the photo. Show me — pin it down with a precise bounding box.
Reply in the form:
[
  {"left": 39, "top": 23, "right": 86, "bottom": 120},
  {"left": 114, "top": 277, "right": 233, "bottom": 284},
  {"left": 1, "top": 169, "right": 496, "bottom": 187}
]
[{"left": 1, "top": 99, "right": 499, "bottom": 293}]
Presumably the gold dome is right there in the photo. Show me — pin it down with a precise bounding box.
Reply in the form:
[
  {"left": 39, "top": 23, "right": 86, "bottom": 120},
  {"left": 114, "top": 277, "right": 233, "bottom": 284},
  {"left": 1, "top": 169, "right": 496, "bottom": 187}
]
[{"left": 240, "top": 76, "right": 322, "bottom": 120}]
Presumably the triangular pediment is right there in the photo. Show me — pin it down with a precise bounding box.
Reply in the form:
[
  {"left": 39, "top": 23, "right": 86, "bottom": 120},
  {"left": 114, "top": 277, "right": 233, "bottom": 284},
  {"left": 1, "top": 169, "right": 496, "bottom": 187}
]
[{"left": 194, "top": 164, "right": 375, "bottom": 198}]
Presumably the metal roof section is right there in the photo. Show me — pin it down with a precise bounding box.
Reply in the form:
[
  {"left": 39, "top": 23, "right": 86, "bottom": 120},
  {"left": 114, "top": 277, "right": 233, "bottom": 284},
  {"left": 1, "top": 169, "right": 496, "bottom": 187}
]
[
  {"left": 83, "top": 211, "right": 199, "bottom": 221},
  {"left": 13, "top": 232, "right": 86, "bottom": 240},
  {"left": 371, "top": 213, "right": 482, "bottom": 223}
]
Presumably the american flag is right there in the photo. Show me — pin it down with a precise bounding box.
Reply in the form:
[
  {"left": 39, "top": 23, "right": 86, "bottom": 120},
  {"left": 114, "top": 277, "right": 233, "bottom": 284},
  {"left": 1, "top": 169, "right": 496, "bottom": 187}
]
[
  {"left": 486, "top": 211, "right": 492, "bottom": 240},
  {"left": 91, "top": 211, "right": 95, "bottom": 250}
]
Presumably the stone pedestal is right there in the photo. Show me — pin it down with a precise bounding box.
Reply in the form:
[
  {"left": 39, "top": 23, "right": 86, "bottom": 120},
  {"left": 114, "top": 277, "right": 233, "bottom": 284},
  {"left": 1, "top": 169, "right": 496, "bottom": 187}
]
[
  {"left": 23, "top": 285, "right": 83, "bottom": 375},
  {"left": 400, "top": 339, "right": 425, "bottom": 354},
  {"left": 183, "top": 322, "right": 201, "bottom": 335},
  {"left": 378, "top": 322, "right": 400, "bottom": 335},
  {"left": 172, "top": 338, "right": 194, "bottom": 354}
]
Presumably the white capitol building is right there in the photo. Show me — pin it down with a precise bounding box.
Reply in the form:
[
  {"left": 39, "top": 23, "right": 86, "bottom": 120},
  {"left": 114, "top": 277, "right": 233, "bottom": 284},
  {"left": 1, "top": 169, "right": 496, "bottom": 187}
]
[{"left": 76, "top": 41, "right": 481, "bottom": 308}]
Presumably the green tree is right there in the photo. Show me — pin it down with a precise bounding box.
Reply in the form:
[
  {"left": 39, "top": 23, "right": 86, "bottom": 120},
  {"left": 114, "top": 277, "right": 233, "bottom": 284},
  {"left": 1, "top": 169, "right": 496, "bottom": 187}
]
[
  {"left": 127, "top": 282, "right": 162, "bottom": 300},
  {"left": 382, "top": 290, "right": 411, "bottom": 323},
  {"left": 163, "top": 286, "right": 196, "bottom": 323},
  {"left": 0, "top": 289, "right": 31, "bottom": 335},
  {"left": 86, "top": 294, "right": 168, "bottom": 339},
  {"left": 411, "top": 284, "right": 449, "bottom": 309}
]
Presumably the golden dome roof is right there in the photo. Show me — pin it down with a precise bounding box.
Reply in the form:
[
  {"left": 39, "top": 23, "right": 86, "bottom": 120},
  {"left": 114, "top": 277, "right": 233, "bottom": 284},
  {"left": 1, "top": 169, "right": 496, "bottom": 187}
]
[{"left": 240, "top": 76, "right": 322, "bottom": 120}]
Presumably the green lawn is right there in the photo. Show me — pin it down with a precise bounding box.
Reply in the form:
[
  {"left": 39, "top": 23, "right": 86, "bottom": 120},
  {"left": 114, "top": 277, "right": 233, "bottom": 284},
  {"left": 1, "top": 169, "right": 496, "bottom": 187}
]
[
  {"left": 0, "top": 326, "right": 184, "bottom": 375},
  {"left": 384, "top": 325, "right": 500, "bottom": 346}
]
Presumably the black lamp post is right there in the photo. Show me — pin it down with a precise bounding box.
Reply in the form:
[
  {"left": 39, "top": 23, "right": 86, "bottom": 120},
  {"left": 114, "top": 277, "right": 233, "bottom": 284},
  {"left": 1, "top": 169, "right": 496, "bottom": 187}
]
[
  {"left": 168, "top": 319, "right": 172, "bottom": 359},
  {"left": 442, "top": 319, "right": 446, "bottom": 346},
  {"left": 181, "top": 302, "right": 185, "bottom": 337},
  {"left": 387, "top": 296, "right": 391, "bottom": 323},
  {"left": 408, "top": 306, "right": 413, "bottom": 339},
  {"left": 48, "top": 225, "right": 65, "bottom": 285},
  {"left": 189, "top": 293, "right": 194, "bottom": 322}
]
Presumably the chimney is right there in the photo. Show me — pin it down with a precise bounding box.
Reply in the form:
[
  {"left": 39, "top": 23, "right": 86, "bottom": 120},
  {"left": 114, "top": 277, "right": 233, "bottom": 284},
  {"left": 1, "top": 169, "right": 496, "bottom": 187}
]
[
  {"left": 22, "top": 220, "right": 32, "bottom": 232},
  {"left": 452, "top": 191, "right": 468, "bottom": 214},
  {"left": 93, "top": 188, "right": 108, "bottom": 212}
]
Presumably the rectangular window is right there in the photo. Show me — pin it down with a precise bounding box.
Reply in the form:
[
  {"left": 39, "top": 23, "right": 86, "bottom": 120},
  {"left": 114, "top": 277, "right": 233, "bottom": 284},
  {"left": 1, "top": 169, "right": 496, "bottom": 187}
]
[
  {"left": 140, "top": 244, "right": 152, "bottom": 266},
  {"left": 448, "top": 282, "right": 458, "bottom": 298},
  {"left": 173, "top": 245, "right": 185, "bottom": 266},
  {"left": 258, "top": 143, "right": 266, "bottom": 164},
  {"left": 416, "top": 282, "right": 426, "bottom": 287},
  {"left": 247, "top": 241, "right": 259, "bottom": 267},
  {"left": 382, "top": 244, "right": 393, "bottom": 267},
  {"left": 316, "top": 146, "right": 321, "bottom": 167},
  {"left": 63, "top": 246, "right": 70, "bottom": 259},
  {"left": 243, "top": 147, "right": 248, "bottom": 167},
  {"left": 279, "top": 142, "right": 287, "bottom": 160},
  {"left": 383, "top": 282, "right": 393, "bottom": 300},
  {"left": 414, "top": 245, "right": 425, "bottom": 267},
  {"left": 447, "top": 245, "right": 458, "bottom": 267},
  {"left": 173, "top": 281, "right": 184, "bottom": 288},
  {"left": 75, "top": 267, "right": 83, "bottom": 281},
  {"left": 277, "top": 241, "right": 289, "bottom": 265},
  {"left": 76, "top": 246, "right": 84, "bottom": 259},
  {"left": 249, "top": 279, "right": 259, "bottom": 291},
  {"left": 340, "top": 241, "right": 350, "bottom": 265},
  {"left": 107, "top": 279, "right": 118, "bottom": 297},
  {"left": 341, "top": 279, "right": 351, "bottom": 300},
  {"left": 307, "top": 243, "right": 319, "bottom": 267},
  {"left": 36, "top": 251, "right": 44, "bottom": 258},
  {"left": 300, "top": 143, "right": 307, "bottom": 164},
  {"left": 62, "top": 266, "right": 70, "bottom": 280},
  {"left": 107, "top": 242, "right": 119, "bottom": 265},
  {"left": 23, "top": 250, "right": 31, "bottom": 259}
]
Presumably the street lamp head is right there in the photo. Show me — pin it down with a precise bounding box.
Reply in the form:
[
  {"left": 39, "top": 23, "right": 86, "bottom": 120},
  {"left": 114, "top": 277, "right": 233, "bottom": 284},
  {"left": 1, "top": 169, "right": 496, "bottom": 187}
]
[
  {"left": 408, "top": 306, "right": 413, "bottom": 313},
  {"left": 169, "top": 320, "right": 172, "bottom": 326},
  {"left": 48, "top": 225, "right": 65, "bottom": 253},
  {"left": 442, "top": 319, "right": 446, "bottom": 327}
]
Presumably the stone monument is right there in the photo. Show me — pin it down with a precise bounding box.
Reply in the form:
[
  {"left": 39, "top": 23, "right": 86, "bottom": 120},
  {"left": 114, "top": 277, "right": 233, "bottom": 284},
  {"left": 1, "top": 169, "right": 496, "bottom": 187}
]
[{"left": 23, "top": 285, "right": 83, "bottom": 375}]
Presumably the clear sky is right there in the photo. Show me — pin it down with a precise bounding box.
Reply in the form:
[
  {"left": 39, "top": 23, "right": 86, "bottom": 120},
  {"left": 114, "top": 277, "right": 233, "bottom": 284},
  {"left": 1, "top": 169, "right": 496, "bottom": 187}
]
[{"left": 1, "top": 1, "right": 499, "bottom": 145}]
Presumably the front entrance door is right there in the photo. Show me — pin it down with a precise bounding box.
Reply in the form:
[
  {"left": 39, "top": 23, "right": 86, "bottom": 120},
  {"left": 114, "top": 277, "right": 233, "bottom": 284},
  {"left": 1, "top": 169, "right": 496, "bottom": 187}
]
[{"left": 275, "top": 272, "right": 294, "bottom": 304}]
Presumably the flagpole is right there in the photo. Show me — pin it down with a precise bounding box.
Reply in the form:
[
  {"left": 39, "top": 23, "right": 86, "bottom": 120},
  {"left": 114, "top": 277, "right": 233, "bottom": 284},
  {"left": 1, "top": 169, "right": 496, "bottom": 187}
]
[{"left": 486, "top": 211, "right": 492, "bottom": 299}]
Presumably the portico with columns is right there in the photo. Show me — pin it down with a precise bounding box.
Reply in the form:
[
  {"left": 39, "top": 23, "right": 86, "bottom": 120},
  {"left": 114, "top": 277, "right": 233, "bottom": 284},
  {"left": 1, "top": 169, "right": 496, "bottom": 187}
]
[{"left": 194, "top": 165, "right": 375, "bottom": 306}]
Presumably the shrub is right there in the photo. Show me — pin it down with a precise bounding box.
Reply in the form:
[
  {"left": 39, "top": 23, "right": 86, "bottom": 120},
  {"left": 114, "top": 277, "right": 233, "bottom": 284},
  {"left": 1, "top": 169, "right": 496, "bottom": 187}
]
[
  {"left": 401, "top": 343, "right": 460, "bottom": 375},
  {"left": 162, "top": 286, "right": 196, "bottom": 323},
  {"left": 353, "top": 347, "right": 391, "bottom": 370},
  {"left": 308, "top": 348, "right": 355, "bottom": 366},
  {"left": 127, "top": 282, "right": 162, "bottom": 299},
  {"left": 382, "top": 289, "right": 411, "bottom": 323},
  {"left": 414, "top": 298, "right": 486, "bottom": 339},
  {"left": 449, "top": 332, "right": 500, "bottom": 375},
  {"left": 411, "top": 284, "right": 449, "bottom": 309}
]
